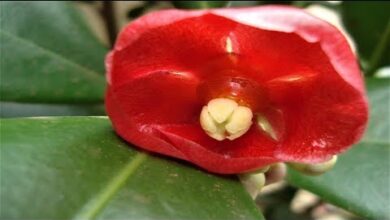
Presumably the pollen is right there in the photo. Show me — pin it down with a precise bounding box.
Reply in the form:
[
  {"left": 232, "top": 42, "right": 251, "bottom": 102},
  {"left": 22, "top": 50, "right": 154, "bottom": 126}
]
[{"left": 200, "top": 98, "right": 253, "bottom": 141}]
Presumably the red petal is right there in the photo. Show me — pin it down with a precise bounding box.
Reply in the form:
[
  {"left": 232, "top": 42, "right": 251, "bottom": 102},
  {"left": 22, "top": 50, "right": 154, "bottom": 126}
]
[
  {"left": 211, "top": 6, "right": 368, "bottom": 162},
  {"left": 106, "top": 6, "right": 368, "bottom": 174},
  {"left": 213, "top": 6, "right": 366, "bottom": 95},
  {"left": 156, "top": 124, "right": 278, "bottom": 174},
  {"left": 274, "top": 76, "right": 368, "bottom": 163},
  {"left": 108, "top": 71, "right": 201, "bottom": 125},
  {"left": 106, "top": 73, "right": 193, "bottom": 159},
  {"left": 108, "top": 11, "right": 239, "bottom": 88}
]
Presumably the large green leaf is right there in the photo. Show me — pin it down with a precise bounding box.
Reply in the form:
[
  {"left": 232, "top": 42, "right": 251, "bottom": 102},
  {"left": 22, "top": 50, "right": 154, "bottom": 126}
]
[
  {"left": 0, "top": 1, "right": 107, "bottom": 103},
  {"left": 288, "top": 143, "right": 389, "bottom": 219},
  {"left": 287, "top": 78, "right": 390, "bottom": 219},
  {"left": 363, "top": 78, "right": 390, "bottom": 143},
  {"left": 0, "top": 117, "right": 263, "bottom": 220},
  {"left": 341, "top": 2, "right": 390, "bottom": 74},
  {"left": 0, "top": 102, "right": 106, "bottom": 118}
]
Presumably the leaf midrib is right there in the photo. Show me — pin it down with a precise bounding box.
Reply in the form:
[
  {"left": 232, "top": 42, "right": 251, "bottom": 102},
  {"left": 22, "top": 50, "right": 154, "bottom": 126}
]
[
  {"left": 73, "top": 152, "right": 148, "bottom": 220},
  {"left": 0, "top": 30, "right": 104, "bottom": 82}
]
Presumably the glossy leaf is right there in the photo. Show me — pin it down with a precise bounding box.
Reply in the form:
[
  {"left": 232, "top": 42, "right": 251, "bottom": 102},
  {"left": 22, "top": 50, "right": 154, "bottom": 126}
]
[
  {"left": 341, "top": 2, "right": 390, "bottom": 73},
  {"left": 0, "top": 102, "right": 106, "bottom": 118},
  {"left": 228, "top": 1, "right": 292, "bottom": 7},
  {"left": 287, "top": 78, "right": 390, "bottom": 219},
  {"left": 0, "top": 1, "right": 107, "bottom": 103},
  {"left": 288, "top": 143, "right": 389, "bottom": 219},
  {"left": 0, "top": 117, "right": 263, "bottom": 220},
  {"left": 363, "top": 78, "right": 390, "bottom": 143},
  {"left": 228, "top": 1, "right": 263, "bottom": 7}
]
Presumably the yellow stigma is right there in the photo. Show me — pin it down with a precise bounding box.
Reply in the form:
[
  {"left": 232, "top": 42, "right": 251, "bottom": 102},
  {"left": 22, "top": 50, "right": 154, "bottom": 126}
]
[{"left": 200, "top": 98, "right": 253, "bottom": 141}]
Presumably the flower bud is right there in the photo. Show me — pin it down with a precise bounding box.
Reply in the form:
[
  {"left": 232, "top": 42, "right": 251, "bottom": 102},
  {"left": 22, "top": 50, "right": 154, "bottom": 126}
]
[{"left": 289, "top": 156, "right": 337, "bottom": 176}]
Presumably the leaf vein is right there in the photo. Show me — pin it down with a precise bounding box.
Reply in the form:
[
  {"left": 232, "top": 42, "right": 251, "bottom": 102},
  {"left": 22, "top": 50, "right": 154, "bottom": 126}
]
[
  {"left": 0, "top": 30, "right": 104, "bottom": 81},
  {"left": 73, "top": 152, "right": 148, "bottom": 220}
]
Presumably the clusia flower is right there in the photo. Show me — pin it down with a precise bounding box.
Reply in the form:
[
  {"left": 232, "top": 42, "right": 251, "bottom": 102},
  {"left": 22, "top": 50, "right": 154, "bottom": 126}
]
[{"left": 106, "top": 6, "right": 368, "bottom": 174}]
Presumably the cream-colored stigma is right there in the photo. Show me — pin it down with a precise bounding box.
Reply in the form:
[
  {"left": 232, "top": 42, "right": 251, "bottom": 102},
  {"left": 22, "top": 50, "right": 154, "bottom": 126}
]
[{"left": 200, "top": 98, "right": 253, "bottom": 141}]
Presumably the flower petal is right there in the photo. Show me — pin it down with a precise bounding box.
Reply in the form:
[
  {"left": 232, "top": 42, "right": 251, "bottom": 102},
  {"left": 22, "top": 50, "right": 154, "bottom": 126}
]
[
  {"left": 106, "top": 6, "right": 369, "bottom": 173},
  {"left": 156, "top": 124, "right": 278, "bottom": 174},
  {"left": 109, "top": 12, "right": 240, "bottom": 88}
]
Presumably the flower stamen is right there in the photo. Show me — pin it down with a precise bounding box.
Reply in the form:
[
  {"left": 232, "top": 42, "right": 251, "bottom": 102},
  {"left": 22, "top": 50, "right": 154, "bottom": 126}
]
[
  {"left": 257, "top": 115, "right": 278, "bottom": 141},
  {"left": 225, "top": 36, "right": 234, "bottom": 54},
  {"left": 200, "top": 98, "right": 253, "bottom": 141}
]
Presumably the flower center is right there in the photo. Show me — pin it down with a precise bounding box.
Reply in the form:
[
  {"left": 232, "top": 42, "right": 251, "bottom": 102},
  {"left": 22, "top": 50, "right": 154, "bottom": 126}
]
[{"left": 200, "top": 98, "right": 253, "bottom": 141}]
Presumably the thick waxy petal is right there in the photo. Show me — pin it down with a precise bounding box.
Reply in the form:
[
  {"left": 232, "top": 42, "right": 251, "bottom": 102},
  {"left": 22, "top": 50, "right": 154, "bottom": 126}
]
[
  {"left": 108, "top": 13, "right": 238, "bottom": 88},
  {"left": 106, "top": 6, "right": 368, "bottom": 174},
  {"left": 108, "top": 71, "right": 200, "bottom": 125}
]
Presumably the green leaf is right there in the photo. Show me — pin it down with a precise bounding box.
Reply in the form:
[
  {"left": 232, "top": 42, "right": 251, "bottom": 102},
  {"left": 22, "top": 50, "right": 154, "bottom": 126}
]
[
  {"left": 0, "top": 102, "right": 106, "bottom": 118},
  {"left": 363, "top": 78, "right": 390, "bottom": 143},
  {"left": 0, "top": 117, "right": 263, "bottom": 220},
  {"left": 0, "top": 1, "right": 107, "bottom": 103},
  {"left": 228, "top": 1, "right": 293, "bottom": 7},
  {"left": 287, "top": 143, "right": 389, "bottom": 219},
  {"left": 228, "top": 1, "right": 263, "bottom": 7},
  {"left": 287, "top": 78, "right": 390, "bottom": 219},
  {"left": 341, "top": 2, "right": 390, "bottom": 74},
  {"left": 172, "top": 1, "right": 229, "bottom": 9}
]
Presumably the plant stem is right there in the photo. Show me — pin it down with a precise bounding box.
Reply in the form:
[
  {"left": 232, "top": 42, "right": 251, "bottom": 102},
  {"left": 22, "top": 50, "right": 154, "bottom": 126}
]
[
  {"left": 101, "top": 1, "right": 117, "bottom": 48},
  {"left": 367, "top": 20, "right": 390, "bottom": 77}
]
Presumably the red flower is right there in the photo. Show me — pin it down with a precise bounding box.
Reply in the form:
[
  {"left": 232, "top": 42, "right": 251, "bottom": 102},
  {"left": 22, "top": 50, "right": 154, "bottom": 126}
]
[{"left": 105, "top": 6, "right": 368, "bottom": 174}]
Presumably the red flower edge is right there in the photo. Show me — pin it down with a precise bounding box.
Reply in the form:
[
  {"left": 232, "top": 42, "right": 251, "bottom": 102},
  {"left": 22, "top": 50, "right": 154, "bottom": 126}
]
[{"left": 105, "top": 6, "right": 368, "bottom": 174}]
